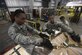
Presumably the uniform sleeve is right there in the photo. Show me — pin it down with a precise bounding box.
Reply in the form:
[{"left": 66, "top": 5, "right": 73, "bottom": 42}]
[
  {"left": 8, "top": 27, "right": 41, "bottom": 45},
  {"left": 55, "top": 22, "right": 73, "bottom": 33},
  {"left": 25, "top": 23, "right": 40, "bottom": 34},
  {"left": 42, "top": 23, "right": 48, "bottom": 31},
  {"left": 65, "top": 20, "right": 70, "bottom": 26},
  {"left": 57, "top": 22, "right": 81, "bottom": 43}
]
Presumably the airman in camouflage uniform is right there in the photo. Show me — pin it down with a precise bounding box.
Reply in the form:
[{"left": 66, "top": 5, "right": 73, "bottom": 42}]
[
  {"left": 42, "top": 15, "right": 81, "bottom": 43},
  {"left": 8, "top": 9, "right": 44, "bottom": 55}
]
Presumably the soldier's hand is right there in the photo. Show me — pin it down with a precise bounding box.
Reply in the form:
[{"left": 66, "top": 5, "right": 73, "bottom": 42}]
[
  {"left": 69, "top": 32, "right": 81, "bottom": 43},
  {"left": 39, "top": 32, "right": 49, "bottom": 39},
  {"left": 35, "top": 38, "right": 43, "bottom": 46},
  {"left": 41, "top": 38, "right": 53, "bottom": 50}
]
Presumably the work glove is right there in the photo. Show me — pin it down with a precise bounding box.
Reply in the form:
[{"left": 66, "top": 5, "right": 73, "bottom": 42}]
[
  {"left": 41, "top": 38, "right": 53, "bottom": 50},
  {"left": 35, "top": 38, "right": 43, "bottom": 46},
  {"left": 39, "top": 32, "right": 50, "bottom": 39},
  {"left": 45, "top": 29, "right": 55, "bottom": 35},
  {"left": 69, "top": 32, "right": 81, "bottom": 43}
]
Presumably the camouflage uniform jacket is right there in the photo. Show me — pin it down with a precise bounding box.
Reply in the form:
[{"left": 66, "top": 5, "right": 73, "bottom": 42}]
[
  {"left": 8, "top": 22, "right": 42, "bottom": 54},
  {"left": 42, "top": 21, "right": 73, "bottom": 34}
]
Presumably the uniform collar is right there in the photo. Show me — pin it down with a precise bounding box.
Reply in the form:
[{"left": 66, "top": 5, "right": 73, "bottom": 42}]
[{"left": 13, "top": 22, "right": 24, "bottom": 29}]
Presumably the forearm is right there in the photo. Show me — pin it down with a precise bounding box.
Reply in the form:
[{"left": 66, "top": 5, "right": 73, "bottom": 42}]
[
  {"left": 56, "top": 22, "right": 81, "bottom": 43},
  {"left": 9, "top": 33, "right": 36, "bottom": 45},
  {"left": 25, "top": 23, "right": 40, "bottom": 34},
  {"left": 56, "top": 22, "right": 73, "bottom": 33}
]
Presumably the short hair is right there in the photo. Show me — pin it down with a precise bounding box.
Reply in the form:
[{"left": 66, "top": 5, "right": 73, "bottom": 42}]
[
  {"left": 14, "top": 9, "right": 25, "bottom": 17},
  {"left": 60, "top": 16, "right": 65, "bottom": 20},
  {"left": 11, "top": 9, "right": 25, "bottom": 23}
]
